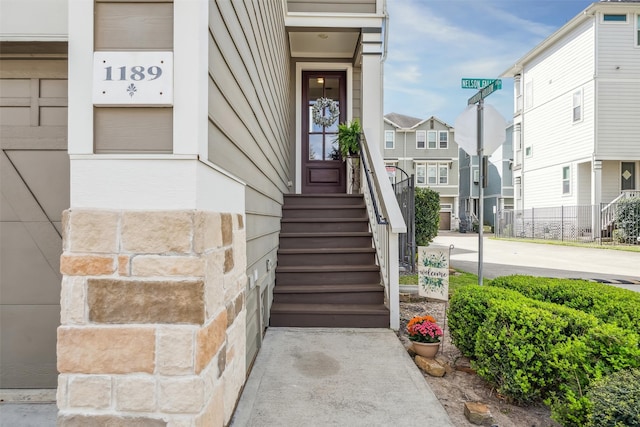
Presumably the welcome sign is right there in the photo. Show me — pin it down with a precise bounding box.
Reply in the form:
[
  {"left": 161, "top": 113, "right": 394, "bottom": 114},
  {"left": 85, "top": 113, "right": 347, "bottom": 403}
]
[{"left": 417, "top": 246, "right": 449, "bottom": 301}]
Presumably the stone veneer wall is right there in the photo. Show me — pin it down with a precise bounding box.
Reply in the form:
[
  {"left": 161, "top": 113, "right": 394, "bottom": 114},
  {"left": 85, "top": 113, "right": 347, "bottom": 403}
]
[{"left": 57, "top": 209, "right": 246, "bottom": 426}]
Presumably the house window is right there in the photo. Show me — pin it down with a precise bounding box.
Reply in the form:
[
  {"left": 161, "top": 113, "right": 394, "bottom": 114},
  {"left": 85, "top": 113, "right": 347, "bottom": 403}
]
[
  {"left": 416, "top": 131, "right": 426, "bottom": 149},
  {"left": 525, "top": 146, "right": 532, "bottom": 158},
  {"left": 525, "top": 80, "right": 533, "bottom": 109},
  {"left": 384, "top": 130, "right": 395, "bottom": 149},
  {"left": 439, "top": 164, "right": 448, "bottom": 184},
  {"left": 473, "top": 169, "right": 480, "bottom": 184},
  {"left": 427, "top": 164, "right": 437, "bottom": 185},
  {"left": 416, "top": 164, "right": 426, "bottom": 185},
  {"left": 427, "top": 131, "right": 437, "bottom": 149},
  {"left": 603, "top": 14, "right": 627, "bottom": 22},
  {"left": 562, "top": 166, "right": 571, "bottom": 195},
  {"left": 572, "top": 89, "right": 583, "bottom": 122},
  {"left": 439, "top": 131, "right": 448, "bottom": 149},
  {"left": 637, "top": 15, "right": 640, "bottom": 46}
]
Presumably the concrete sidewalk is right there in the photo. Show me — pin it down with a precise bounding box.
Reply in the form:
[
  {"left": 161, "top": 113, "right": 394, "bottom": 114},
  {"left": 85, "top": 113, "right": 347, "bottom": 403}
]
[{"left": 230, "top": 328, "right": 453, "bottom": 427}]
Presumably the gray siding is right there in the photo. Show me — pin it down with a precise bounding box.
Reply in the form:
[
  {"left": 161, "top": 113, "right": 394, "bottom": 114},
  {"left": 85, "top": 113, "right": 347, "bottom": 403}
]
[
  {"left": 208, "top": 0, "right": 291, "bottom": 365},
  {"left": 287, "top": 0, "right": 376, "bottom": 14}
]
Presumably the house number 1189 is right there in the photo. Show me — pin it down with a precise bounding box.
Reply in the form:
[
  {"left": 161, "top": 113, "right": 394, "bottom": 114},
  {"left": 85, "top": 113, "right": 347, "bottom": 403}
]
[{"left": 104, "top": 65, "right": 163, "bottom": 82}]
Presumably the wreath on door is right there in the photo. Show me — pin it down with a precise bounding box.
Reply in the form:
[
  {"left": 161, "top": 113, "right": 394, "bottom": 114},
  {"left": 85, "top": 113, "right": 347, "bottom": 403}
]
[{"left": 312, "top": 97, "right": 340, "bottom": 128}]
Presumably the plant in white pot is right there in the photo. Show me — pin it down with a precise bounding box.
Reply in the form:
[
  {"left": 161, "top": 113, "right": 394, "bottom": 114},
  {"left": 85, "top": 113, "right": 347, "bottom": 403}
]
[{"left": 337, "top": 119, "right": 362, "bottom": 193}]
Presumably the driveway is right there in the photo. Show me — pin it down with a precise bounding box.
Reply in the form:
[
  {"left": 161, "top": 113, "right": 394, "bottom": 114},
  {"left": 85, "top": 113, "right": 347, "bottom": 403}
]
[{"left": 432, "top": 231, "right": 640, "bottom": 292}]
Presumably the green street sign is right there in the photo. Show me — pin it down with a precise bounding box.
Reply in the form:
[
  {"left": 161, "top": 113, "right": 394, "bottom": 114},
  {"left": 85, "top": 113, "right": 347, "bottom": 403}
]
[
  {"left": 468, "top": 80, "right": 502, "bottom": 105},
  {"left": 461, "top": 78, "right": 502, "bottom": 90}
]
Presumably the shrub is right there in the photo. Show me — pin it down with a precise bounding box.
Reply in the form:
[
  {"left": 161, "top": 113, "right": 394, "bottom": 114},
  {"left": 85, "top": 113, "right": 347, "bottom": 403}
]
[
  {"left": 415, "top": 187, "right": 440, "bottom": 246},
  {"left": 472, "top": 298, "right": 600, "bottom": 403},
  {"left": 490, "top": 275, "right": 640, "bottom": 332},
  {"left": 586, "top": 368, "right": 640, "bottom": 427},
  {"left": 615, "top": 197, "right": 640, "bottom": 245}
]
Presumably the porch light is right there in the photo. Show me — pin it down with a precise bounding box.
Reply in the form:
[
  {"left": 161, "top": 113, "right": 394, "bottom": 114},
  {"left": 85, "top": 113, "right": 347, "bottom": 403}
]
[{"left": 317, "top": 78, "right": 324, "bottom": 84}]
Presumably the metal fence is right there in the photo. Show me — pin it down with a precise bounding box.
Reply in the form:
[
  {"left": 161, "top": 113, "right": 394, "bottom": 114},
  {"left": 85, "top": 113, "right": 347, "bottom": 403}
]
[
  {"left": 496, "top": 201, "right": 640, "bottom": 246},
  {"left": 392, "top": 172, "right": 415, "bottom": 271}
]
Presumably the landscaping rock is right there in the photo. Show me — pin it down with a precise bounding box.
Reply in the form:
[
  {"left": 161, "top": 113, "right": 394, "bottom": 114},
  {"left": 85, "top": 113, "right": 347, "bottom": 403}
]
[
  {"left": 463, "top": 401, "right": 493, "bottom": 426},
  {"left": 414, "top": 356, "right": 445, "bottom": 377}
]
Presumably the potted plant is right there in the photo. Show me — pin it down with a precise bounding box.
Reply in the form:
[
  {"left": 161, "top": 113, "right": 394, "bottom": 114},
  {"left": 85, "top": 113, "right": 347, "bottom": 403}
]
[
  {"left": 406, "top": 315, "right": 443, "bottom": 358},
  {"left": 336, "top": 119, "right": 362, "bottom": 193}
]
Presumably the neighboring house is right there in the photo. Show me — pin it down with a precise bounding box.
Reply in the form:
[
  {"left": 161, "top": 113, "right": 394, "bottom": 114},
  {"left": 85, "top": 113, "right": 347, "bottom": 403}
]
[
  {"left": 384, "top": 113, "right": 459, "bottom": 230},
  {"left": 1, "top": 1, "right": 404, "bottom": 425},
  {"left": 501, "top": 1, "right": 640, "bottom": 212},
  {"left": 459, "top": 124, "right": 514, "bottom": 231}
]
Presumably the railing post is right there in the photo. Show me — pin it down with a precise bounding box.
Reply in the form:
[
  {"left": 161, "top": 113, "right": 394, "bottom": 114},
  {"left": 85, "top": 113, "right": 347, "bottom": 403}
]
[
  {"left": 388, "top": 232, "right": 400, "bottom": 330},
  {"left": 561, "top": 206, "right": 564, "bottom": 242}
]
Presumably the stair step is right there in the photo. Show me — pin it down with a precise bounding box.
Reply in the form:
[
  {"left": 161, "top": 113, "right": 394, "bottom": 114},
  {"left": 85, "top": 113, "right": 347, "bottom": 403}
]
[
  {"left": 273, "top": 284, "right": 384, "bottom": 304},
  {"left": 283, "top": 194, "right": 365, "bottom": 207},
  {"left": 279, "top": 232, "right": 373, "bottom": 249},
  {"left": 269, "top": 303, "right": 390, "bottom": 328},
  {"left": 277, "top": 248, "right": 376, "bottom": 266},
  {"left": 282, "top": 205, "right": 366, "bottom": 218},
  {"left": 281, "top": 218, "right": 369, "bottom": 233},
  {"left": 275, "top": 265, "right": 380, "bottom": 285}
]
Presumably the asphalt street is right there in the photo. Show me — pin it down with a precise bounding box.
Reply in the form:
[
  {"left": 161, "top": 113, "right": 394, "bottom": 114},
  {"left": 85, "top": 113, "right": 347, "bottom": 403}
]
[{"left": 432, "top": 231, "right": 640, "bottom": 291}]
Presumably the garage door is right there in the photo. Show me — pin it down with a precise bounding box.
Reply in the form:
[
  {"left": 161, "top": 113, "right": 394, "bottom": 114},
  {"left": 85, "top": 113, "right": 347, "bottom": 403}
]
[
  {"left": 0, "top": 58, "right": 68, "bottom": 388},
  {"left": 439, "top": 211, "right": 451, "bottom": 231}
]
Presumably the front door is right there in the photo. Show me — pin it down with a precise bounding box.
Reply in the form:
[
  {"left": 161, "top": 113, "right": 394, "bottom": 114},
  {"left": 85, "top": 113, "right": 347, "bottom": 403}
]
[
  {"left": 621, "top": 162, "right": 636, "bottom": 191},
  {"left": 302, "top": 71, "right": 346, "bottom": 193}
]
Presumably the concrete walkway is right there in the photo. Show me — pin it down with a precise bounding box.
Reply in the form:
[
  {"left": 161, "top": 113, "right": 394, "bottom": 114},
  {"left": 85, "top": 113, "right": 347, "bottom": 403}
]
[{"left": 230, "top": 328, "right": 453, "bottom": 427}]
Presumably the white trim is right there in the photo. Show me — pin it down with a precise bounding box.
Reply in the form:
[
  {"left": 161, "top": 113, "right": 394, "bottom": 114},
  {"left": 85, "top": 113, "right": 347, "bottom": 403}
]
[
  {"left": 572, "top": 88, "right": 583, "bottom": 123},
  {"left": 562, "top": 164, "right": 572, "bottom": 196},
  {"left": 636, "top": 14, "right": 640, "bottom": 47},
  {"left": 174, "top": 0, "right": 208, "bottom": 156},
  {"left": 438, "top": 130, "right": 449, "bottom": 149},
  {"left": 601, "top": 13, "right": 628, "bottom": 24},
  {"left": 67, "top": 0, "right": 94, "bottom": 154},
  {"left": 384, "top": 130, "right": 395, "bottom": 149},
  {"left": 427, "top": 130, "right": 437, "bottom": 149},
  {"left": 295, "top": 62, "right": 353, "bottom": 194}
]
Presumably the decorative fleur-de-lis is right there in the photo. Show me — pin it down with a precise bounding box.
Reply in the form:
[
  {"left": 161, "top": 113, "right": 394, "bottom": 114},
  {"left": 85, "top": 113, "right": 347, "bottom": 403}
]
[{"left": 127, "top": 84, "right": 137, "bottom": 97}]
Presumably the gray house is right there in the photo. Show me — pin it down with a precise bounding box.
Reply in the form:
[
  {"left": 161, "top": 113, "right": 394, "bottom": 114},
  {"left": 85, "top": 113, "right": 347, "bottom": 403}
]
[
  {"left": 384, "top": 113, "right": 459, "bottom": 230},
  {"left": 458, "top": 124, "right": 514, "bottom": 231}
]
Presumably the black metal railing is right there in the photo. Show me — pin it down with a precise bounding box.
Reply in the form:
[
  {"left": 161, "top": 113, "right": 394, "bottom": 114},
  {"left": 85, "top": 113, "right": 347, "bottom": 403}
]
[{"left": 392, "top": 168, "right": 415, "bottom": 272}]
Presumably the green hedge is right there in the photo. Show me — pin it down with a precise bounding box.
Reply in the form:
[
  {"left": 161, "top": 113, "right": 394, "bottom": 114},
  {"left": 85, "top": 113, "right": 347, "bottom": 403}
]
[
  {"left": 586, "top": 368, "right": 640, "bottom": 427},
  {"left": 448, "top": 284, "right": 640, "bottom": 425},
  {"left": 490, "top": 275, "right": 640, "bottom": 332}
]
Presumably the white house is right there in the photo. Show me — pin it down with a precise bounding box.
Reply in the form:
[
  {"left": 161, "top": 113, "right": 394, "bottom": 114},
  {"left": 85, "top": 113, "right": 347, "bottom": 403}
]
[
  {"left": 501, "top": 1, "right": 640, "bottom": 213},
  {"left": 0, "top": 1, "right": 404, "bottom": 424}
]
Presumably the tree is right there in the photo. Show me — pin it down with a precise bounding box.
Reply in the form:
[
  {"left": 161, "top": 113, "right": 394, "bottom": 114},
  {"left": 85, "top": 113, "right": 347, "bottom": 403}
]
[{"left": 415, "top": 187, "right": 440, "bottom": 246}]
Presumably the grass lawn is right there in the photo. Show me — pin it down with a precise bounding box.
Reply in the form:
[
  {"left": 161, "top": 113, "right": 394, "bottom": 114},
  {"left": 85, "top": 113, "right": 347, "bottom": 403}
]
[{"left": 400, "top": 269, "right": 480, "bottom": 294}]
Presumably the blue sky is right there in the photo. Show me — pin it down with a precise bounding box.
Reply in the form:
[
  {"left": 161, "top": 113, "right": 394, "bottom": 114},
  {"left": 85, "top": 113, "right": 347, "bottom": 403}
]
[{"left": 383, "top": 0, "right": 595, "bottom": 125}]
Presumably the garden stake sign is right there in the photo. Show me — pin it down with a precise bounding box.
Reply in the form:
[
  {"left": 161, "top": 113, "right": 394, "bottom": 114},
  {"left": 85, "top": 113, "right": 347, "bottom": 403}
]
[{"left": 418, "top": 245, "right": 453, "bottom": 354}]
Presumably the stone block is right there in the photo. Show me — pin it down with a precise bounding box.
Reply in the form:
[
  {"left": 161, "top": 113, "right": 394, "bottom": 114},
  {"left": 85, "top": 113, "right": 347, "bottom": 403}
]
[
  {"left": 464, "top": 401, "right": 494, "bottom": 426},
  {"left": 225, "top": 293, "right": 244, "bottom": 327},
  {"left": 87, "top": 279, "right": 205, "bottom": 324},
  {"left": 157, "top": 326, "right": 196, "bottom": 375},
  {"left": 221, "top": 213, "right": 233, "bottom": 246},
  {"left": 68, "top": 210, "right": 119, "bottom": 253},
  {"left": 194, "top": 211, "right": 222, "bottom": 253},
  {"left": 415, "top": 355, "right": 446, "bottom": 377},
  {"left": 122, "top": 211, "right": 192, "bottom": 254},
  {"left": 223, "top": 249, "right": 234, "bottom": 273},
  {"left": 195, "top": 383, "right": 224, "bottom": 427},
  {"left": 60, "top": 276, "right": 86, "bottom": 325},
  {"left": 196, "top": 310, "right": 227, "bottom": 373},
  {"left": 132, "top": 255, "right": 205, "bottom": 277},
  {"left": 60, "top": 255, "right": 115, "bottom": 276},
  {"left": 235, "top": 214, "right": 244, "bottom": 230},
  {"left": 57, "top": 326, "right": 155, "bottom": 374},
  {"left": 68, "top": 375, "right": 111, "bottom": 409},
  {"left": 435, "top": 354, "right": 455, "bottom": 374},
  {"left": 62, "top": 210, "right": 70, "bottom": 251},
  {"left": 57, "top": 374, "right": 69, "bottom": 410},
  {"left": 115, "top": 376, "right": 156, "bottom": 412},
  {"left": 204, "top": 251, "right": 225, "bottom": 317},
  {"left": 57, "top": 415, "right": 166, "bottom": 427},
  {"left": 158, "top": 377, "right": 205, "bottom": 414},
  {"left": 118, "top": 255, "right": 130, "bottom": 276}
]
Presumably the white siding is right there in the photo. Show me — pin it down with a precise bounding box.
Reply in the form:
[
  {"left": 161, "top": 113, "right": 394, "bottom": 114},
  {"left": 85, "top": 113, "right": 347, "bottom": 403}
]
[
  {"left": 597, "top": 81, "right": 640, "bottom": 158},
  {"left": 0, "top": 0, "right": 67, "bottom": 40},
  {"left": 577, "top": 161, "right": 591, "bottom": 205},
  {"left": 601, "top": 160, "right": 622, "bottom": 203},
  {"left": 597, "top": 12, "right": 640, "bottom": 79},
  {"left": 208, "top": 0, "right": 291, "bottom": 365}
]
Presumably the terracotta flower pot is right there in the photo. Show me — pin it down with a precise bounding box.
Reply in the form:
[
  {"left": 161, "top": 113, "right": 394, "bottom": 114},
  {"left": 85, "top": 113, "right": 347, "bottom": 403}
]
[{"left": 412, "top": 341, "right": 440, "bottom": 358}]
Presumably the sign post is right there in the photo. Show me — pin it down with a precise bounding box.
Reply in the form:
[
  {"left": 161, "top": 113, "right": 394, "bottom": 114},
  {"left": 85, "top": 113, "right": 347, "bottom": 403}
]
[{"left": 455, "top": 79, "right": 505, "bottom": 285}]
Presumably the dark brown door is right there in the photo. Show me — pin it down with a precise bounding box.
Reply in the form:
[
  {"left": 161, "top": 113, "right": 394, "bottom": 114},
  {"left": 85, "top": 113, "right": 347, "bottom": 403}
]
[{"left": 302, "top": 71, "right": 346, "bottom": 193}]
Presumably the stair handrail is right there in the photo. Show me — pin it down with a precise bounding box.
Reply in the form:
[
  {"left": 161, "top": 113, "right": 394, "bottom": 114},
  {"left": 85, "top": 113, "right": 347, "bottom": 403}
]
[
  {"left": 600, "top": 190, "right": 640, "bottom": 230},
  {"left": 359, "top": 131, "right": 407, "bottom": 330}
]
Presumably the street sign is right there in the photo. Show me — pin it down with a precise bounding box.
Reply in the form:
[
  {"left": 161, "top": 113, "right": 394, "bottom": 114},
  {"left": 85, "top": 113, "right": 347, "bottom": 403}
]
[
  {"left": 454, "top": 104, "right": 506, "bottom": 155},
  {"left": 461, "top": 78, "right": 502, "bottom": 90},
  {"left": 468, "top": 79, "right": 502, "bottom": 105}
]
